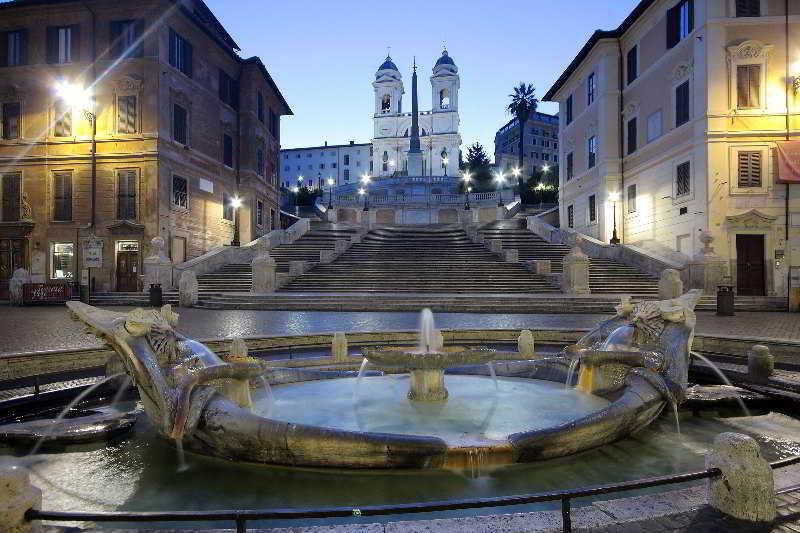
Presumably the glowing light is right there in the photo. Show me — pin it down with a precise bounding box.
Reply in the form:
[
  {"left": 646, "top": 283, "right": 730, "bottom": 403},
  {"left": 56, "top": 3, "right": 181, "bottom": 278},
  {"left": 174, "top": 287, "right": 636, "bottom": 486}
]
[
  {"left": 389, "top": 159, "right": 395, "bottom": 167},
  {"left": 290, "top": 186, "right": 299, "bottom": 193},
  {"left": 360, "top": 173, "right": 371, "bottom": 185},
  {"left": 461, "top": 170, "right": 472, "bottom": 182},
  {"left": 542, "top": 164, "right": 551, "bottom": 173},
  {"left": 608, "top": 191, "right": 621, "bottom": 202},
  {"left": 229, "top": 196, "right": 242, "bottom": 209},
  {"left": 357, "top": 187, "right": 366, "bottom": 196},
  {"left": 442, "top": 157, "right": 449, "bottom": 166},
  {"left": 467, "top": 186, "right": 473, "bottom": 192},
  {"left": 55, "top": 81, "right": 93, "bottom": 110},
  {"left": 511, "top": 167, "right": 521, "bottom": 177},
  {"left": 327, "top": 178, "right": 335, "bottom": 186},
  {"left": 493, "top": 171, "right": 506, "bottom": 184},
  {"left": 297, "top": 175, "right": 304, "bottom": 182}
]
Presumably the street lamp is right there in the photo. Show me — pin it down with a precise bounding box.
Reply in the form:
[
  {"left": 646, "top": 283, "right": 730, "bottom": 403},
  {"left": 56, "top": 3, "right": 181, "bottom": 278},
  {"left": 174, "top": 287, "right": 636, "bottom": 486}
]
[
  {"left": 290, "top": 185, "right": 300, "bottom": 215},
  {"left": 327, "top": 177, "right": 335, "bottom": 209},
  {"left": 494, "top": 171, "right": 506, "bottom": 207},
  {"left": 229, "top": 196, "right": 242, "bottom": 246},
  {"left": 360, "top": 173, "right": 371, "bottom": 211},
  {"left": 442, "top": 156, "right": 449, "bottom": 176},
  {"left": 608, "top": 191, "right": 621, "bottom": 245},
  {"left": 461, "top": 170, "right": 472, "bottom": 210}
]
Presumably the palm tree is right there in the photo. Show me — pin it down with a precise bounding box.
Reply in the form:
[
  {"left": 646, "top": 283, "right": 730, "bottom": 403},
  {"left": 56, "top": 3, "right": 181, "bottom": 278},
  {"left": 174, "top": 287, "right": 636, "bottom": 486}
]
[{"left": 507, "top": 83, "right": 538, "bottom": 199}]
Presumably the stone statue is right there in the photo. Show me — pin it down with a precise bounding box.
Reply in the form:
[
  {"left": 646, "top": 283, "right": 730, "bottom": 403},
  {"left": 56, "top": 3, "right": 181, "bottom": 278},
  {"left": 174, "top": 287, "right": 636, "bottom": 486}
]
[
  {"left": 178, "top": 271, "right": 198, "bottom": 307},
  {"left": 8, "top": 268, "right": 30, "bottom": 306}
]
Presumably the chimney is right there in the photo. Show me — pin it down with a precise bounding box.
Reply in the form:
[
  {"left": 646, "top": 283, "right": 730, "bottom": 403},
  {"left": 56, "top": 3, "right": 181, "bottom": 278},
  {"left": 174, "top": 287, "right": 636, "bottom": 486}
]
[
  {"left": 324, "top": 141, "right": 328, "bottom": 146},
  {"left": 350, "top": 140, "right": 354, "bottom": 145}
]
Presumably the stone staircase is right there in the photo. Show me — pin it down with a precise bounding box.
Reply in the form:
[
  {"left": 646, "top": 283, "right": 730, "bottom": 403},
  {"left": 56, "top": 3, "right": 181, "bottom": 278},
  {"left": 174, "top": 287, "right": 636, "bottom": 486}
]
[
  {"left": 280, "top": 225, "right": 560, "bottom": 294},
  {"left": 479, "top": 219, "right": 660, "bottom": 296}
]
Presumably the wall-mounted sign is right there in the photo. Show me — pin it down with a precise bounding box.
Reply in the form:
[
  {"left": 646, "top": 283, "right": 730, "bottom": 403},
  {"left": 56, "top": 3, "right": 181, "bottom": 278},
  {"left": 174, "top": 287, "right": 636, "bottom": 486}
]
[
  {"left": 776, "top": 142, "right": 800, "bottom": 183},
  {"left": 83, "top": 236, "right": 104, "bottom": 269}
]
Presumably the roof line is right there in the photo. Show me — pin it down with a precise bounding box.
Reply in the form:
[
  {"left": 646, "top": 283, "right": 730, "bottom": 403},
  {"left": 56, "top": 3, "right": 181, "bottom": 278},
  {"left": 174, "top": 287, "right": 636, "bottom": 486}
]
[{"left": 281, "top": 142, "right": 371, "bottom": 151}]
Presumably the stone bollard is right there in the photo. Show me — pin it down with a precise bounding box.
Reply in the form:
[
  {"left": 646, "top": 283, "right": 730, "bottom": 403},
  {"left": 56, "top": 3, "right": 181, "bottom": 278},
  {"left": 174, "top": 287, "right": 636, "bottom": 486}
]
[
  {"left": 289, "top": 260, "right": 307, "bottom": 278},
  {"left": 251, "top": 252, "right": 277, "bottom": 293},
  {"left": 560, "top": 237, "right": 590, "bottom": 294},
  {"left": 0, "top": 463, "right": 42, "bottom": 533},
  {"left": 334, "top": 240, "right": 349, "bottom": 255},
  {"left": 178, "top": 270, "right": 198, "bottom": 307},
  {"left": 658, "top": 268, "right": 683, "bottom": 300},
  {"left": 9, "top": 268, "right": 30, "bottom": 306},
  {"left": 706, "top": 432, "right": 775, "bottom": 523},
  {"left": 489, "top": 240, "right": 503, "bottom": 254},
  {"left": 320, "top": 250, "right": 335, "bottom": 264},
  {"left": 518, "top": 329, "right": 535, "bottom": 358},
  {"left": 230, "top": 337, "right": 248, "bottom": 359},
  {"left": 332, "top": 332, "right": 348, "bottom": 362},
  {"left": 504, "top": 249, "right": 519, "bottom": 263},
  {"left": 748, "top": 345, "right": 774, "bottom": 384},
  {"left": 142, "top": 236, "right": 173, "bottom": 291}
]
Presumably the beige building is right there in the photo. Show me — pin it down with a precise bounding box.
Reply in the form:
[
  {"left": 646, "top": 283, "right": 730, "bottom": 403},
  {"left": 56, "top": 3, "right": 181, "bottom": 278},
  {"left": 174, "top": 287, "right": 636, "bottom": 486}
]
[
  {"left": 494, "top": 112, "right": 559, "bottom": 176},
  {"left": 545, "top": 0, "right": 800, "bottom": 298},
  {"left": 0, "top": 0, "right": 291, "bottom": 298}
]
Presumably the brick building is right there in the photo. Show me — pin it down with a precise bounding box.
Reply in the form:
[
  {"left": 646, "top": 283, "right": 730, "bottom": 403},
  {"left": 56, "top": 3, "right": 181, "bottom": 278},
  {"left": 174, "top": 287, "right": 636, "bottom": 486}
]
[{"left": 0, "top": 0, "right": 291, "bottom": 297}]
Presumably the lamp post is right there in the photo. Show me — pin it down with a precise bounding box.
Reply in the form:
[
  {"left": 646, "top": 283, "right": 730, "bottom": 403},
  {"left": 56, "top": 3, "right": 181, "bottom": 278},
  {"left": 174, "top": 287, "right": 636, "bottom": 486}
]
[
  {"left": 540, "top": 164, "right": 551, "bottom": 209},
  {"left": 360, "top": 173, "right": 371, "bottom": 211},
  {"left": 327, "top": 177, "right": 335, "bottom": 209},
  {"left": 462, "top": 170, "right": 472, "bottom": 210},
  {"left": 609, "top": 191, "right": 621, "bottom": 245},
  {"left": 442, "top": 156, "right": 449, "bottom": 176},
  {"left": 511, "top": 166, "right": 522, "bottom": 202},
  {"left": 230, "top": 196, "right": 242, "bottom": 246},
  {"left": 290, "top": 186, "right": 300, "bottom": 215},
  {"left": 494, "top": 171, "right": 506, "bottom": 207}
]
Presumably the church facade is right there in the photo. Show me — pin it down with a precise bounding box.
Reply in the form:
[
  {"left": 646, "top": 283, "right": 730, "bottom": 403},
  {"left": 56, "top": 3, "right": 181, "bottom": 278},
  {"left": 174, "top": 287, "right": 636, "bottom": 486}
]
[{"left": 371, "top": 51, "right": 461, "bottom": 179}]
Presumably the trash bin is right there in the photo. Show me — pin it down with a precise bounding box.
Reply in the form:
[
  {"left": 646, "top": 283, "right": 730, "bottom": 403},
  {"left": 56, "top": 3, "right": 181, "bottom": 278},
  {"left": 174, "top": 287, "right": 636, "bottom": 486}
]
[
  {"left": 149, "top": 283, "right": 163, "bottom": 307},
  {"left": 716, "top": 285, "right": 735, "bottom": 316}
]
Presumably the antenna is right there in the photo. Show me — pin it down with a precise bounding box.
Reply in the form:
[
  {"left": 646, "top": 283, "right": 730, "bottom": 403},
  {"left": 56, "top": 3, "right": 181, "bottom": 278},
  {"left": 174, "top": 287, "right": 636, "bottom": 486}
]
[{"left": 386, "top": 45, "right": 391, "bottom": 57}]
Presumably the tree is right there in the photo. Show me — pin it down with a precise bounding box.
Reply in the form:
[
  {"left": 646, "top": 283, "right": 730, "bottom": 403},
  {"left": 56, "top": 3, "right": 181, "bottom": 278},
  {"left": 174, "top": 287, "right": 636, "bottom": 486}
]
[
  {"left": 523, "top": 164, "right": 559, "bottom": 206},
  {"left": 507, "top": 83, "right": 538, "bottom": 199},
  {"left": 464, "top": 142, "right": 493, "bottom": 191}
]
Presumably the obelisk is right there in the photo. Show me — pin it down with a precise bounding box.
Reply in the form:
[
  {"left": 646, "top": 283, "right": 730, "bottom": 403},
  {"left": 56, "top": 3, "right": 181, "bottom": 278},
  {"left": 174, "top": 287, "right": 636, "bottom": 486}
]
[{"left": 406, "top": 57, "right": 423, "bottom": 176}]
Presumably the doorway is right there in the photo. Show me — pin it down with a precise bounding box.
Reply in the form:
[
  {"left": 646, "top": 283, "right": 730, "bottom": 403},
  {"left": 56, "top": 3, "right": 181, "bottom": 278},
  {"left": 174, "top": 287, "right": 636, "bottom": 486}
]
[
  {"left": 0, "top": 239, "right": 25, "bottom": 299},
  {"left": 736, "top": 234, "right": 765, "bottom": 296},
  {"left": 115, "top": 240, "right": 139, "bottom": 292},
  {"left": 171, "top": 236, "right": 186, "bottom": 264}
]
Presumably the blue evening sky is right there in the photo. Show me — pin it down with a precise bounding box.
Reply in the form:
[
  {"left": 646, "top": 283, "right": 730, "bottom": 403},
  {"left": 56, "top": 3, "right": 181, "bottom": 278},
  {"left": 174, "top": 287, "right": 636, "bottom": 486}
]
[{"left": 211, "top": 1, "right": 639, "bottom": 158}]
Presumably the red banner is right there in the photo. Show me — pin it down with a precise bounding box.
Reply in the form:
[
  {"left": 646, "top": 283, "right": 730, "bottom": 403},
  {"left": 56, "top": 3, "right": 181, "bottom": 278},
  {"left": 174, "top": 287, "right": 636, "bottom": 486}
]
[
  {"left": 22, "top": 283, "right": 70, "bottom": 304},
  {"left": 776, "top": 141, "right": 800, "bottom": 183}
]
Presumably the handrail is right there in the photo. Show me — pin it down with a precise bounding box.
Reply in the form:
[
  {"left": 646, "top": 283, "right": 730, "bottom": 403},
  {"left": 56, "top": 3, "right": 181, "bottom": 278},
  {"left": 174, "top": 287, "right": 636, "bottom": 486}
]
[{"left": 23, "top": 456, "right": 800, "bottom": 532}]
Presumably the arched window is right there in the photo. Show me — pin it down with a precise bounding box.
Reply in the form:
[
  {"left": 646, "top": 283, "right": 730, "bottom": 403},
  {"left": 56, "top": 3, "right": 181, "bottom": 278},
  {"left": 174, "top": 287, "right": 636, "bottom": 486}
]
[
  {"left": 382, "top": 150, "right": 389, "bottom": 172},
  {"left": 440, "top": 148, "right": 448, "bottom": 175},
  {"left": 439, "top": 88, "right": 450, "bottom": 109},
  {"left": 381, "top": 94, "right": 391, "bottom": 113},
  {"left": 421, "top": 128, "right": 427, "bottom": 136}
]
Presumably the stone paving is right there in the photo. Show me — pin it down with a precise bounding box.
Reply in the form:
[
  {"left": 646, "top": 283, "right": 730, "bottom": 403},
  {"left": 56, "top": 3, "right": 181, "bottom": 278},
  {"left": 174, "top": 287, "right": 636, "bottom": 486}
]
[{"left": 0, "top": 306, "right": 798, "bottom": 355}]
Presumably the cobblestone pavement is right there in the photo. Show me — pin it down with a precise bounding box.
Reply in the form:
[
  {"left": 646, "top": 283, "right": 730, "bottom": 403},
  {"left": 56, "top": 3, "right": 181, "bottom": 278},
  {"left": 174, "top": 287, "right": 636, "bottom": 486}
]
[{"left": 0, "top": 306, "right": 798, "bottom": 355}]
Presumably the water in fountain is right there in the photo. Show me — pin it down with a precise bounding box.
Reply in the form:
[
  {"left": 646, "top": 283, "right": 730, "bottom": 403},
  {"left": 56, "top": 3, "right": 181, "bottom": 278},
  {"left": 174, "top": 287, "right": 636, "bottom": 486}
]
[
  {"left": 565, "top": 356, "right": 579, "bottom": 389},
  {"left": 110, "top": 375, "right": 133, "bottom": 411},
  {"left": 692, "top": 352, "right": 751, "bottom": 417},
  {"left": 353, "top": 358, "right": 371, "bottom": 402},
  {"left": 418, "top": 308, "right": 437, "bottom": 353},
  {"left": 175, "top": 438, "right": 189, "bottom": 473},
  {"left": 28, "top": 373, "right": 125, "bottom": 456},
  {"left": 672, "top": 401, "right": 681, "bottom": 435},
  {"left": 487, "top": 361, "right": 499, "bottom": 392},
  {"left": 259, "top": 376, "right": 274, "bottom": 408}
]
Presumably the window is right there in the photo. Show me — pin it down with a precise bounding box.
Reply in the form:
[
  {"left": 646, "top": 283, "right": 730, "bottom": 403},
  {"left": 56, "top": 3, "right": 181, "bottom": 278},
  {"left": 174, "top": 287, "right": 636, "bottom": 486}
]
[
  {"left": 567, "top": 205, "right": 574, "bottom": 228},
  {"left": 439, "top": 88, "right": 450, "bottom": 109},
  {"left": 222, "top": 134, "right": 233, "bottom": 167},
  {"left": 675, "top": 80, "right": 690, "bottom": 127},
  {"left": 542, "top": 153, "right": 550, "bottom": 161},
  {"left": 110, "top": 20, "right": 142, "bottom": 58},
  {"left": 626, "top": 46, "right": 638, "bottom": 85},
  {"left": 1, "top": 173, "right": 21, "bottom": 221},
  {"left": 257, "top": 91, "right": 265, "bottom": 123},
  {"left": 627, "top": 117, "right": 637, "bottom": 155},
  {"left": 269, "top": 109, "right": 278, "bottom": 138},
  {"left": 543, "top": 140, "right": 550, "bottom": 148},
  {"left": 531, "top": 138, "right": 537, "bottom": 146},
  {"left": 382, "top": 151, "right": 388, "bottom": 172},
  {"left": 50, "top": 243, "right": 74, "bottom": 280},
  {"left": 381, "top": 94, "right": 391, "bottom": 113},
  {"left": 566, "top": 95, "right": 573, "bottom": 124},
  {"left": 554, "top": 142, "right": 558, "bottom": 150},
  {"left": 256, "top": 199, "right": 264, "bottom": 226},
  {"left": 343, "top": 154, "right": 350, "bottom": 165},
  {"left": 737, "top": 151, "right": 762, "bottom": 188},
  {"left": 47, "top": 25, "right": 78, "bottom": 64},
  {"left": 647, "top": 110, "right": 662, "bottom": 142},
  {"left": 172, "top": 175, "right": 188, "bottom": 208},
  {"left": 117, "top": 170, "right": 137, "bottom": 220},
  {"left": 117, "top": 95, "right": 137, "bottom": 134},
  {"left": 332, "top": 162, "right": 337, "bottom": 169},
  {"left": 736, "top": 64, "right": 761, "bottom": 109},
  {"left": 219, "top": 70, "right": 238, "bottom": 108},
  {"left": 554, "top": 154, "right": 558, "bottom": 163},
  {"left": 173, "top": 103, "right": 187, "bottom": 145},
  {"left": 627, "top": 184, "right": 637, "bottom": 213},
  {"left": 256, "top": 146, "right": 264, "bottom": 176},
  {"left": 369, "top": 161, "right": 373, "bottom": 172},
  {"left": 53, "top": 99, "right": 71, "bottom": 137},
  {"left": 1, "top": 30, "right": 27, "bottom": 66},
  {"left": 343, "top": 169, "right": 350, "bottom": 180},
  {"left": 586, "top": 73, "right": 596, "bottom": 105},
  {"left": 52, "top": 171, "right": 72, "bottom": 221},
  {"left": 588, "top": 194, "right": 596, "bottom": 223},
  {"left": 587, "top": 136, "right": 597, "bottom": 168},
  {"left": 223, "top": 192, "right": 234, "bottom": 221},
  {"left": 2, "top": 102, "right": 20, "bottom": 139},
  {"left": 168, "top": 29, "right": 192, "bottom": 77},
  {"left": 736, "top": 0, "right": 760, "bottom": 17},
  {"left": 667, "top": 0, "right": 693, "bottom": 49},
  {"left": 676, "top": 161, "right": 691, "bottom": 196}
]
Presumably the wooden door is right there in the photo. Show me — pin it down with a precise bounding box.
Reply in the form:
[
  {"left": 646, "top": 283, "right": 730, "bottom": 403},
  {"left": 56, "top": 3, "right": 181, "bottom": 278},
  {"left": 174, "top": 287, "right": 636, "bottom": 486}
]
[
  {"left": 116, "top": 251, "right": 139, "bottom": 292},
  {"left": 736, "top": 234, "right": 765, "bottom": 296},
  {"left": 0, "top": 239, "right": 25, "bottom": 299},
  {"left": 170, "top": 236, "right": 186, "bottom": 264}
]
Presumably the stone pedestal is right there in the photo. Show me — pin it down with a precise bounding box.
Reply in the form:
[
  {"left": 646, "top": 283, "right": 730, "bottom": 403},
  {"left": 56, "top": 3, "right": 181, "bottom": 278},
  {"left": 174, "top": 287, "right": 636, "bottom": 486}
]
[
  {"left": 332, "top": 332, "right": 348, "bottom": 362},
  {"left": 688, "top": 232, "right": 729, "bottom": 294},
  {"left": 518, "top": 329, "right": 535, "bottom": 358},
  {"left": 289, "top": 260, "right": 308, "bottom": 278},
  {"left": 251, "top": 252, "right": 277, "bottom": 293},
  {"left": 408, "top": 369, "right": 448, "bottom": 401},
  {"left": 178, "top": 271, "right": 198, "bottom": 307},
  {"left": 9, "top": 268, "right": 30, "bottom": 306},
  {"left": 659, "top": 268, "right": 683, "bottom": 300},
  {"left": 142, "top": 237, "right": 173, "bottom": 291},
  {"left": 706, "top": 432, "right": 775, "bottom": 522},
  {"left": 0, "top": 464, "right": 42, "bottom": 533},
  {"left": 561, "top": 237, "right": 590, "bottom": 294},
  {"left": 320, "top": 250, "right": 335, "bottom": 264},
  {"left": 748, "top": 345, "right": 774, "bottom": 383}
]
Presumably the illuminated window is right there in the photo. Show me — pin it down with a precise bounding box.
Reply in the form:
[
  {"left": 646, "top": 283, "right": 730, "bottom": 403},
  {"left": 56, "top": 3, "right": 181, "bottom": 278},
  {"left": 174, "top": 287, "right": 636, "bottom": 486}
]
[
  {"left": 50, "top": 242, "right": 74, "bottom": 280},
  {"left": 117, "top": 95, "right": 137, "bottom": 134}
]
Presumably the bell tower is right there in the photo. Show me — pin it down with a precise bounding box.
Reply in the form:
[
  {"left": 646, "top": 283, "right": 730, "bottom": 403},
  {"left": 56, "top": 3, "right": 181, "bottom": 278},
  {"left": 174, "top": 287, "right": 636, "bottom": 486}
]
[
  {"left": 373, "top": 55, "right": 403, "bottom": 116},
  {"left": 431, "top": 49, "right": 459, "bottom": 113}
]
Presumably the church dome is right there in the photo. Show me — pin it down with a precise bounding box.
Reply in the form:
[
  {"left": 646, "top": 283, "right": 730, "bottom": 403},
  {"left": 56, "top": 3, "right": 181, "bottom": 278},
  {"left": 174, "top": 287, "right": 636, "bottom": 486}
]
[
  {"left": 435, "top": 50, "right": 455, "bottom": 67},
  {"left": 378, "top": 55, "right": 399, "bottom": 72}
]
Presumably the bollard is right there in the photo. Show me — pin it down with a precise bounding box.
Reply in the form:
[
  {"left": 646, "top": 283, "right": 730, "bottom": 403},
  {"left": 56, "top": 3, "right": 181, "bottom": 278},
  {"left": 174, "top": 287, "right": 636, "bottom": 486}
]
[
  {"left": 178, "top": 271, "right": 198, "bottom": 307},
  {"left": 0, "top": 463, "right": 42, "bottom": 533},
  {"left": 748, "top": 345, "right": 774, "bottom": 384},
  {"left": 518, "top": 330, "right": 535, "bottom": 358},
  {"left": 332, "top": 332, "right": 348, "bottom": 362}
]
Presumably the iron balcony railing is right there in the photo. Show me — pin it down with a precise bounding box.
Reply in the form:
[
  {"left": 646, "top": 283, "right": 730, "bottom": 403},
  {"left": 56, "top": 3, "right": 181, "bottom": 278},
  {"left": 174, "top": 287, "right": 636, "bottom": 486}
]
[{"left": 25, "top": 455, "right": 800, "bottom": 533}]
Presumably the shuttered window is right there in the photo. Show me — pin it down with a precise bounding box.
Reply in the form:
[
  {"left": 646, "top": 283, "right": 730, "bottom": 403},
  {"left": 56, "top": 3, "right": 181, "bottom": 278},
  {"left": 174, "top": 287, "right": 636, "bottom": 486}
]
[
  {"left": 117, "top": 170, "right": 137, "bottom": 220},
  {"left": 737, "top": 151, "right": 762, "bottom": 188},
  {"left": 46, "top": 25, "right": 79, "bottom": 64},
  {"left": 626, "top": 46, "right": 638, "bottom": 85},
  {"left": 675, "top": 80, "right": 690, "bottom": 127},
  {"left": 53, "top": 172, "right": 72, "bottom": 221},
  {"left": 627, "top": 184, "right": 637, "bottom": 213},
  {"left": 2, "top": 102, "right": 20, "bottom": 139},
  {"left": 736, "top": 64, "right": 761, "bottom": 109},
  {"left": 219, "top": 70, "right": 238, "bottom": 109},
  {"left": 0, "top": 30, "right": 27, "bottom": 67},
  {"left": 173, "top": 103, "right": 187, "bottom": 145},
  {"left": 168, "top": 28, "right": 192, "bottom": 77},
  {"left": 587, "top": 136, "right": 597, "bottom": 169},
  {"left": 567, "top": 205, "right": 574, "bottom": 228},
  {"left": 257, "top": 92, "right": 265, "bottom": 123},
  {"left": 588, "top": 194, "right": 596, "bottom": 223},
  {"left": 110, "top": 20, "right": 143, "bottom": 59},
  {"left": 117, "top": 95, "right": 137, "bottom": 134},
  {"left": 667, "top": 0, "right": 693, "bottom": 49},
  {"left": 256, "top": 146, "right": 265, "bottom": 176},
  {"left": 676, "top": 161, "right": 691, "bottom": 197},
  {"left": 736, "top": 0, "right": 760, "bottom": 17},
  {"left": 223, "top": 134, "right": 233, "bottom": 167},
  {"left": 1, "top": 173, "right": 21, "bottom": 222},
  {"left": 566, "top": 152, "right": 574, "bottom": 180},
  {"left": 566, "top": 95, "right": 573, "bottom": 124},
  {"left": 627, "top": 117, "right": 637, "bottom": 155}
]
